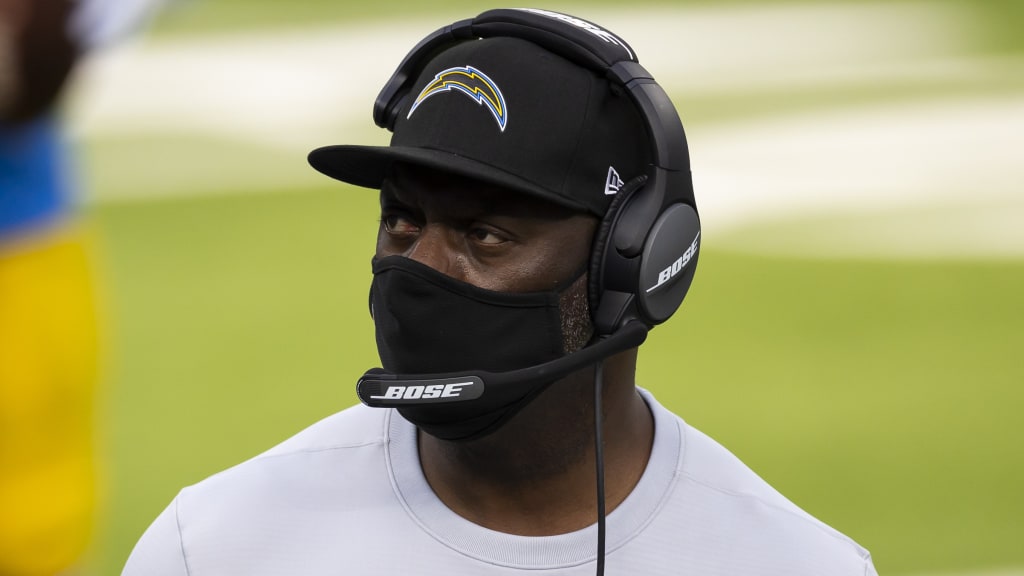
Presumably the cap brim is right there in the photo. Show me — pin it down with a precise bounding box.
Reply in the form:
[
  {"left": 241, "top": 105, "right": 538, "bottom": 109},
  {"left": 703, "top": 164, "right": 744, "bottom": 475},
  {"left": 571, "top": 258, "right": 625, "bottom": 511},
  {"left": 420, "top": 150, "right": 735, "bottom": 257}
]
[{"left": 307, "top": 145, "right": 591, "bottom": 213}]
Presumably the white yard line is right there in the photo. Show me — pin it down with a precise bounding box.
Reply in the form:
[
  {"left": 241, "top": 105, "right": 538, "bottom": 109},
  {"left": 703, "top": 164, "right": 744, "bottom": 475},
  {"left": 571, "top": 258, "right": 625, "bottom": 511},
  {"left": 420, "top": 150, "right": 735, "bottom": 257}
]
[
  {"left": 69, "top": 2, "right": 978, "bottom": 146},
  {"left": 66, "top": 2, "right": 1024, "bottom": 258},
  {"left": 693, "top": 94, "right": 1024, "bottom": 229}
]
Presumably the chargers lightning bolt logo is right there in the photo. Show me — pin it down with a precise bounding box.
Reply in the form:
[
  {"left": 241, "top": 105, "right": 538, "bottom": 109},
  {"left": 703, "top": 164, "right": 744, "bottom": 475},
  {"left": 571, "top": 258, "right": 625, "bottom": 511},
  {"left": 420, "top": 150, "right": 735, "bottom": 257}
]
[{"left": 407, "top": 66, "right": 508, "bottom": 132}]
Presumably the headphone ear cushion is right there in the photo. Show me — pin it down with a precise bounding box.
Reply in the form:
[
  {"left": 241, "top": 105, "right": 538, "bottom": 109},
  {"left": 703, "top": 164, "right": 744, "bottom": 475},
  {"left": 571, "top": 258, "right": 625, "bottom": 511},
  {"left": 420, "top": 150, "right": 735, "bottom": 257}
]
[{"left": 587, "top": 175, "right": 648, "bottom": 316}]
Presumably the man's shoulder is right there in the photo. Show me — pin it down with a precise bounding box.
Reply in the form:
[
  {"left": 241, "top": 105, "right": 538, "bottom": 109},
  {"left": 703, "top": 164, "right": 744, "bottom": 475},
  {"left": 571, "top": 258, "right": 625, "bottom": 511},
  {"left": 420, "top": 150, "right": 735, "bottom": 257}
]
[
  {"left": 258, "top": 401, "right": 389, "bottom": 458},
  {"left": 179, "top": 403, "right": 390, "bottom": 505},
  {"left": 657, "top": 406, "right": 874, "bottom": 573},
  {"left": 676, "top": 421, "right": 805, "bottom": 512},
  {"left": 123, "top": 405, "right": 408, "bottom": 574}
]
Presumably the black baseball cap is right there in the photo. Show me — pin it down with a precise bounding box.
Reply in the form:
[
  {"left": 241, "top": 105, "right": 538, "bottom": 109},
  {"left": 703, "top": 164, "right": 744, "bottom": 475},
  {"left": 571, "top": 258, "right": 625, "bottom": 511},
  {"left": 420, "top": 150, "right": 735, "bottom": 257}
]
[{"left": 307, "top": 35, "right": 650, "bottom": 217}]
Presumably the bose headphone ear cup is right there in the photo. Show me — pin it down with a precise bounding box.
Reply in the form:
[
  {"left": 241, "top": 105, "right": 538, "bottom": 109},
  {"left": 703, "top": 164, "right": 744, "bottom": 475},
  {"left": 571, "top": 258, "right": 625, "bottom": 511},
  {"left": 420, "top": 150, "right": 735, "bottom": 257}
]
[
  {"left": 591, "top": 179, "right": 701, "bottom": 334},
  {"left": 635, "top": 203, "right": 701, "bottom": 325},
  {"left": 588, "top": 175, "right": 648, "bottom": 321}
]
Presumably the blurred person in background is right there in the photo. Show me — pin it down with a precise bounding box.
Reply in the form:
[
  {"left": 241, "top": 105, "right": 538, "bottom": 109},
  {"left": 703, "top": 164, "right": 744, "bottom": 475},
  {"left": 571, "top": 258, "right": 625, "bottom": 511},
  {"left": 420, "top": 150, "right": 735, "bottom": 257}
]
[{"left": 1, "top": 0, "right": 169, "bottom": 573}]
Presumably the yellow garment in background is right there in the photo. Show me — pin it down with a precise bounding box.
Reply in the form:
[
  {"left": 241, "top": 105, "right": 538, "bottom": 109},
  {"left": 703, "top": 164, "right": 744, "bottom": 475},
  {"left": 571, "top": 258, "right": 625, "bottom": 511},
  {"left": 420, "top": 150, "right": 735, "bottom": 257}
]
[{"left": 0, "top": 225, "right": 101, "bottom": 576}]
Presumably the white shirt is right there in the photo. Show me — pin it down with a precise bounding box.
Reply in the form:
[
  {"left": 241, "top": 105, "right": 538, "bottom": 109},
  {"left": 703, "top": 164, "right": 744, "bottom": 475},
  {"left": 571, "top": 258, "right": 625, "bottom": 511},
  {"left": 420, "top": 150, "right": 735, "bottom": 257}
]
[{"left": 123, "top": 390, "right": 877, "bottom": 575}]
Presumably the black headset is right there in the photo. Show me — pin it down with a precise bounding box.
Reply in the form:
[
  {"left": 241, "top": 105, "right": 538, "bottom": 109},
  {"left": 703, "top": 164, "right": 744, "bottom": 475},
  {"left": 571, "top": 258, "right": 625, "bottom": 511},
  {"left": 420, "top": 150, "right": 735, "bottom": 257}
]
[{"left": 372, "top": 8, "right": 700, "bottom": 337}]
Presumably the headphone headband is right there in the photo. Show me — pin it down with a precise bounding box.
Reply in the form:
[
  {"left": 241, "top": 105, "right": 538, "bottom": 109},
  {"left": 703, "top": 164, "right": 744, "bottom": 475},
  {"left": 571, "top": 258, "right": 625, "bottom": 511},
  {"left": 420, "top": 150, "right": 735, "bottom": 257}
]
[{"left": 472, "top": 9, "right": 637, "bottom": 67}]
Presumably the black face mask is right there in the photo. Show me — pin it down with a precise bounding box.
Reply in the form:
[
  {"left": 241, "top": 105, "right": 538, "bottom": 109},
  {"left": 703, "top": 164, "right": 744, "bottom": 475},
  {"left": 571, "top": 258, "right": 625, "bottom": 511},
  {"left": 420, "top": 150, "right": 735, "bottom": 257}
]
[{"left": 369, "top": 255, "right": 576, "bottom": 440}]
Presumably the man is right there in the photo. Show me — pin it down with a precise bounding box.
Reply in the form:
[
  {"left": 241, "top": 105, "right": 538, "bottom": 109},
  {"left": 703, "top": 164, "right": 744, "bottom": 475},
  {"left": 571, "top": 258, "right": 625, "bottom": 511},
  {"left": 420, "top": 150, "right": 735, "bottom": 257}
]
[{"left": 123, "top": 9, "right": 877, "bottom": 575}]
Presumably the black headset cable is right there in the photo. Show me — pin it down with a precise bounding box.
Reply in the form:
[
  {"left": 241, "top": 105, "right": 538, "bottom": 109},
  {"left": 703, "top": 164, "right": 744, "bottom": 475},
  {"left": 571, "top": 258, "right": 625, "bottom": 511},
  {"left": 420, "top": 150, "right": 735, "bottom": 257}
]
[{"left": 594, "top": 359, "right": 607, "bottom": 576}]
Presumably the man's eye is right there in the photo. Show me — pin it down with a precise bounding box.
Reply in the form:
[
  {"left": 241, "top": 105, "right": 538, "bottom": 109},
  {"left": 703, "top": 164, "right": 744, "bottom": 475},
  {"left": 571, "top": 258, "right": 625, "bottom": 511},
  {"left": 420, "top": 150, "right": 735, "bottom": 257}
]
[
  {"left": 468, "top": 227, "right": 506, "bottom": 245},
  {"left": 382, "top": 214, "right": 418, "bottom": 235}
]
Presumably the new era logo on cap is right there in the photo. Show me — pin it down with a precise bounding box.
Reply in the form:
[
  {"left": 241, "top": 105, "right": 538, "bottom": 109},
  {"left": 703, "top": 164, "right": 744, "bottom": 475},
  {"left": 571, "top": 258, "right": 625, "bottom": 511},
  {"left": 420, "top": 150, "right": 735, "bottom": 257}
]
[{"left": 604, "top": 166, "right": 624, "bottom": 195}]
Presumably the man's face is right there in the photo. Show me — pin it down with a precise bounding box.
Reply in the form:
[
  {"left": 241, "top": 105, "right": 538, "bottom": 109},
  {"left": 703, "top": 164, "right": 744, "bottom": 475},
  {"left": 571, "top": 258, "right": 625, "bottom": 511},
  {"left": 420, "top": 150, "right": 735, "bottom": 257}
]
[{"left": 377, "top": 164, "right": 598, "bottom": 294}]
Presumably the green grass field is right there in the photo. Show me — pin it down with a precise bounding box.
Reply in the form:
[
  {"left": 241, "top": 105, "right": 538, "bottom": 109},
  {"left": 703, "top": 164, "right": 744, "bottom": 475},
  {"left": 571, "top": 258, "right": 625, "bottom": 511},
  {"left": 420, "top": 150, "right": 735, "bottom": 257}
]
[{"left": 71, "top": 0, "right": 1024, "bottom": 573}]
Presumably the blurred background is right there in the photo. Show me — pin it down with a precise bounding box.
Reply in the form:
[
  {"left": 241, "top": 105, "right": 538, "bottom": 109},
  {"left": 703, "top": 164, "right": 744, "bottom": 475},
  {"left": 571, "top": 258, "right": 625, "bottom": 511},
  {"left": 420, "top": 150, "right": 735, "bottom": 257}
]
[{"left": 25, "top": 0, "right": 1024, "bottom": 573}]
